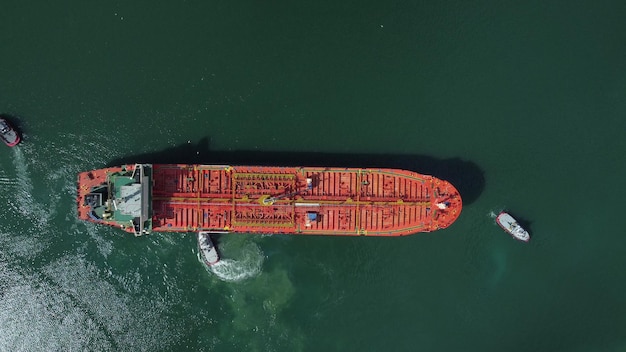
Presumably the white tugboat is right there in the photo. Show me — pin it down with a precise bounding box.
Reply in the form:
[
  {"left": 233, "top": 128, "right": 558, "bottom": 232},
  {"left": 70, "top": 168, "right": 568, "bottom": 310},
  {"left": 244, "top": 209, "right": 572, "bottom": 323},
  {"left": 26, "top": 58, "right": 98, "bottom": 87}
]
[
  {"left": 0, "top": 117, "right": 20, "bottom": 147},
  {"left": 496, "top": 212, "right": 530, "bottom": 242},
  {"left": 197, "top": 232, "right": 220, "bottom": 266}
]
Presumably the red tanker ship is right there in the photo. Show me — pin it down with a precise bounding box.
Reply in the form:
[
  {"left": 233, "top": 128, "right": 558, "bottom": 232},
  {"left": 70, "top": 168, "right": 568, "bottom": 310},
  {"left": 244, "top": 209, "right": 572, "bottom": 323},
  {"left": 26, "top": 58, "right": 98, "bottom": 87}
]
[{"left": 77, "top": 164, "right": 461, "bottom": 236}]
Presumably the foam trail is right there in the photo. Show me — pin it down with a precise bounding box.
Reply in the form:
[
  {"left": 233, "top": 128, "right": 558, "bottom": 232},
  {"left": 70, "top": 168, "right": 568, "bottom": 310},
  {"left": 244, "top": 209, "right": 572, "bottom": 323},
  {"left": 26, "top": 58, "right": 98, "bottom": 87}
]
[
  {"left": 199, "top": 242, "right": 264, "bottom": 282},
  {"left": 10, "top": 146, "right": 52, "bottom": 230},
  {"left": 489, "top": 250, "right": 507, "bottom": 287},
  {"left": 0, "top": 176, "right": 18, "bottom": 186},
  {"left": 488, "top": 207, "right": 505, "bottom": 219}
]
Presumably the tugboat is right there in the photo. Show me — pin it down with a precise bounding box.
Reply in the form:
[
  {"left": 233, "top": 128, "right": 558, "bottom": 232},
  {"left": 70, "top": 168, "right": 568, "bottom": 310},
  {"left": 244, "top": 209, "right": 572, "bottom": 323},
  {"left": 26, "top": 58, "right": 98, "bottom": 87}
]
[
  {"left": 0, "top": 118, "right": 20, "bottom": 147},
  {"left": 197, "top": 232, "right": 220, "bottom": 266},
  {"left": 496, "top": 212, "right": 530, "bottom": 242}
]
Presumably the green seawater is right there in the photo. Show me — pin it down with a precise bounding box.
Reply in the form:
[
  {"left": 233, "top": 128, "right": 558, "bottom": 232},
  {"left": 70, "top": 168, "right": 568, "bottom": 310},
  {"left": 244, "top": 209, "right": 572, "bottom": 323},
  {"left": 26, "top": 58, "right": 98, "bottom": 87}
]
[{"left": 1, "top": 1, "right": 626, "bottom": 351}]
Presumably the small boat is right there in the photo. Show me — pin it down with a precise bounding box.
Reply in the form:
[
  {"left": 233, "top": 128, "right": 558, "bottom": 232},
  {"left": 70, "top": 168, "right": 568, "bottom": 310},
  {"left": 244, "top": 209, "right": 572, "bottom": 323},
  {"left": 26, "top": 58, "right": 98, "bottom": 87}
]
[
  {"left": 0, "top": 118, "right": 20, "bottom": 147},
  {"left": 496, "top": 212, "right": 530, "bottom": 242},
  {"left": 197, "top": 232, "right": 220, "bottom": 266}
]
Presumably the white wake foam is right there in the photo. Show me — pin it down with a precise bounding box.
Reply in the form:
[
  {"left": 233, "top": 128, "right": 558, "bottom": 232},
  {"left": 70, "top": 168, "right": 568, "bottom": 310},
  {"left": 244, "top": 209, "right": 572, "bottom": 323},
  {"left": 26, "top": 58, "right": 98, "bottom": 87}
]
[
  {"left": 11, "top": 147, "right": 40, "bottom": 219},
  {"left": 200, "top": 241, "right": 265, "bottom": 282},
  {"left": 0, "top": 176, "right": 18, "bottom": 186},
  {"left": 488, "top": 207, "right": 506, "bottom": 219}
]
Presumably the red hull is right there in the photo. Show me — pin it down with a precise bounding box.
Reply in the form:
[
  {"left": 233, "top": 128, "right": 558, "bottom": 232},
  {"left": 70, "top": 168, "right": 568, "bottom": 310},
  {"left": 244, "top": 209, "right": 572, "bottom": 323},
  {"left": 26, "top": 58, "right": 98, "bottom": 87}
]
[
  {"left": 0, "top": 118, "right": 20, "bottom": 147},
  {"left": 5, "top": 135, "right": 20, "bottom": 147},
  {"left": 77, "top": 164, "right": 462, "bottom": 236}
]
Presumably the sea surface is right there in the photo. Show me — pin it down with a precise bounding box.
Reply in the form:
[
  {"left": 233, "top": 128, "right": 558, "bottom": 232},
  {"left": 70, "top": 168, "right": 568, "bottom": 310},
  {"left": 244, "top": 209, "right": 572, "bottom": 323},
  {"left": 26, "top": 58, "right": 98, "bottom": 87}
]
[{"left": 1, "top": 1, "right": 626, "bottom": 351}]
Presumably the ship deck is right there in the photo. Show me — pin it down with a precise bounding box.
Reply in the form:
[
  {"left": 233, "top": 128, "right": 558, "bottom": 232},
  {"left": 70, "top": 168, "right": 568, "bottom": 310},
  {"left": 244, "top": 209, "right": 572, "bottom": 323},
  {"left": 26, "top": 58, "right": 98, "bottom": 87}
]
[{"left": 148, "top": 164, "right": 461, "bottom": 236}]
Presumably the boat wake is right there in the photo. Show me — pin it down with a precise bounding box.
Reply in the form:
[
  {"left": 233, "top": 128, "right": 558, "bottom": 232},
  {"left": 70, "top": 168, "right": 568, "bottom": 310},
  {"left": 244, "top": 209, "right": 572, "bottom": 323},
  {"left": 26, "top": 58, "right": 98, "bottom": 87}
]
[
  {"left": 0, "top": 175, "right": 18, "bottom": 187},
  {"left": 11, "top": 144, "right": 67, "bottom": 225},
  {"left": 199, "top": 241, "right": 264, "bottom": 282},
  {"left": 11, "top": 147, "right": 38, "bottom": 219},
  {"left": 488, "top": 208, "right": 505, "bottom": 219}
]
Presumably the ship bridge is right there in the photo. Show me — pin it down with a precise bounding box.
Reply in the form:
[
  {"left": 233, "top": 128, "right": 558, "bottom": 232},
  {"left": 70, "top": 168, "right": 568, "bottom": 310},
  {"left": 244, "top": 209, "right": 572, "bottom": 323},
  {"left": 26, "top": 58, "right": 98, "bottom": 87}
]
[
  {"left": 111, "top": 164, "right": 152, "bottom": 236},
  {"left": 77, "top": 164, "right": 153, "bottom": 236}
]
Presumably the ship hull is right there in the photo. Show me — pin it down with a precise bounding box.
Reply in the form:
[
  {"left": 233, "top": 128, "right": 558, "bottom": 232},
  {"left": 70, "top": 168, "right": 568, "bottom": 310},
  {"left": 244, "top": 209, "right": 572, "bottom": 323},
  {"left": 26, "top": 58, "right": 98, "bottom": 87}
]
[
  {"left": 77, "top": 164, "right": 462, "bottom": 236},
  {"left": 496, "top": 212, "right": 530, "bottom": 242},
  {"left": 0, "top": 118, "right": 20, "bottom": 147},
  {"left": 198, "top": 232, "right": 220, "bottom": 265}
]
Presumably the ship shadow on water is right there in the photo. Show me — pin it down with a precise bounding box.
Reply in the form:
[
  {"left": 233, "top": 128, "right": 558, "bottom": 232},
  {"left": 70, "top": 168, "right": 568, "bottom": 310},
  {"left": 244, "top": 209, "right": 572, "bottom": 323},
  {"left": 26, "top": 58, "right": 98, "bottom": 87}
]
[{"left": 107, "top": 137, "right": 485, "bottom": 205}]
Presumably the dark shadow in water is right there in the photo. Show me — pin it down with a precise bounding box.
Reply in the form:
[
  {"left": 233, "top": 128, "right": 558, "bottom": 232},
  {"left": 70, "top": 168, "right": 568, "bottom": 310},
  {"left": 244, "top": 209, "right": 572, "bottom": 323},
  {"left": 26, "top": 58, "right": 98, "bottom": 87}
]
[{"left": 107, "top": 137, "right": 485, "bottom": 205}]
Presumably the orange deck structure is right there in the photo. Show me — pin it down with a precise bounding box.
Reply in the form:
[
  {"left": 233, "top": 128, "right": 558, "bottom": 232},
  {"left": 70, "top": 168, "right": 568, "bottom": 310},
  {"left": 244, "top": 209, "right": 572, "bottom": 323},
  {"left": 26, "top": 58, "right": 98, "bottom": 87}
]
[{"left": 77, "top": 164, "right": 462, "bottom": 236}]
